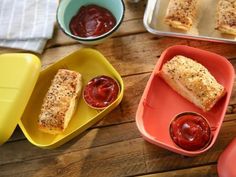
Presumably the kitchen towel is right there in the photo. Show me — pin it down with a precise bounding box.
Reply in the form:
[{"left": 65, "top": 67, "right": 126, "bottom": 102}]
[{"left": 0, "top": 0, "right": 58, "bottom": 53}]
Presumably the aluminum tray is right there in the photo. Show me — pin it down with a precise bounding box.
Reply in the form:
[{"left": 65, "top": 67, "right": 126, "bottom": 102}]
[{"left": 143, "top": 0, "right": 236, "bottom": 44}]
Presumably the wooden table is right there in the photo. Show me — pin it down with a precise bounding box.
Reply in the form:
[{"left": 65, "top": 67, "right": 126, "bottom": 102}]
[{"left": 1, "top": 1, "right": 236, "bottom": 176}]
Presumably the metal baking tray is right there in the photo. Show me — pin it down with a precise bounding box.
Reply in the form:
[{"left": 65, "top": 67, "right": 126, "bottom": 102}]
[{"left": 143, "top": 0, "right": 236, "bottom": 44}]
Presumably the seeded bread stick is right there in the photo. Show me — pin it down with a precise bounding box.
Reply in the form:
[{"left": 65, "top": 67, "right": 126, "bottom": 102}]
[
  {"left": 159, "top": 56, "right": 226, "bottom": 111},
  {"left": 38, "top": 69, "right": 82, "bottom": 134},
  {"left": 216, "top": 0, "right": 236, "bottom": 35},
  {"left": 165, "top": 0, "right": 199, "bottom": 31}
]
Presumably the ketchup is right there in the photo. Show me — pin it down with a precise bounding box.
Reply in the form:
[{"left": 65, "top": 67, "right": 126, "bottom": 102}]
[
  {"left": 170, "top": 113, "right": 211, "bottom": 151},
  {"left": 69, "top": 5, "right": 116, "bottom": 37},
  {"left": 83, "top": 75, "right": 119, "bottom": 109}
]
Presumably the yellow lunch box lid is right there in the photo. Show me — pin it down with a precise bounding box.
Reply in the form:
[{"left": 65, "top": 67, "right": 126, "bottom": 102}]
[{"left": 0, "top": 53, "right": 41, "bottom": 144}]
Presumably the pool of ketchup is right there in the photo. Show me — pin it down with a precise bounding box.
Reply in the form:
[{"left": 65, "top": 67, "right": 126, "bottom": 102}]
[
  {"left": 69, "top": 5, "right": 116, "bottom": 37},
  {"left": 170, "top": 113, "right": 211, "bottom": 151},
  {"left": 83, "top": 75, "right": 119, "bottom": 109}
]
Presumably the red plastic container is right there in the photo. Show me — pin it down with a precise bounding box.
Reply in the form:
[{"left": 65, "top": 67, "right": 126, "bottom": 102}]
[
  {"left": 218, "top": 138, "right": 236, "bottom": 177},
  {"left": 136, "top": 45, "right": 235, "bottom": 156}
]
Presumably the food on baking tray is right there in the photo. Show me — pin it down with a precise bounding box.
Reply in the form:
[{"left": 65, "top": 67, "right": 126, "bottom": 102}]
[
  {"left": 216, "top": 0, "right": 236, "bottom": 36},
  {"left": 38, "top": 69, "right": 82, "bottom": 134},
  {"left": 170, "top": 112, "right": 211, "bottom": 151},
  {"left": 159, "top": 55, "right": 226, "bottom": 112},
  {"left": 83, "top": 75, "right": 120, "bottom": 109},
  {"left": 164, "top": 0, "right": 199, "bottom": 31}
]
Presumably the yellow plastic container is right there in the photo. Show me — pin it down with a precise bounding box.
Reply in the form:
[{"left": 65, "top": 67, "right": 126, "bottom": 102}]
[
  {"left": 0, "top": 48, "right": 124, "bottom": 148},
  {"left": 0, "top": 53, "right": 41, "bottom": 144}
]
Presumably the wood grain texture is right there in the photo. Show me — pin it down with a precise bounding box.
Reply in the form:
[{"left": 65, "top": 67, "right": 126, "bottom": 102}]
[
  {"left": 40, "top": 34, "right": 236, "bottom": 76},
  {"left": 1, "top": 0, "right": 236, "bottom": 176},
  {"left": 140, "top": 164, "right": 218, "bottom": 177},
  {"left": 0, "top": 122, "right": 139, "bottom": 166},
  {"left": 1, "top": 120, "right": 236, "bottom": 177}
]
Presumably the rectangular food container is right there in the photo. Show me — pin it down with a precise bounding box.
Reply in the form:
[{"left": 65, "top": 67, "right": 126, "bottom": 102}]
[
  {"left": 143, "top": 0, "right": 236, "bottom": 43},
  {"left": 136, "top": 45, "right": 235, "bottom": 156},
  {"left": 0, "top": 48, "right": 124, "bottom": 148}
]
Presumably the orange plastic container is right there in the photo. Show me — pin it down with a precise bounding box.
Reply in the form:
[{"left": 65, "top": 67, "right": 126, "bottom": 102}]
[
  {"left": 136, "top": 45, "right": 235, "bottom": 156},
  {"left": 218, "top": 138, "right": 236, "bottom": 177}
]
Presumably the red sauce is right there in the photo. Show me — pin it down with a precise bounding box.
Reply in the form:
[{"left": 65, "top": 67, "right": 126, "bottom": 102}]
[
  {"left": 83, "top": 75, "right": 119, "bottom": 109},
  {"left": 170, "top": 113, "right": 211, "bottom": 151},
  {"left": 69, "top": 5, "right": 116, "bottom": 37}
]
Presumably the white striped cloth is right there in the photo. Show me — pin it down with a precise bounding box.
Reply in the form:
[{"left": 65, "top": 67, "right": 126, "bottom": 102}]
[{"left": 0, "top": 0, "right": 58, "bottom": 53}]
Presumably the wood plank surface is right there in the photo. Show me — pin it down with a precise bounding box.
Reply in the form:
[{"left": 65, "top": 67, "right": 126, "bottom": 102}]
[
  {"left": 1, "top": 120, "right": 236, "bottom": 177},
  {"left": 140, "top": 164, "right": 218, "bottom": 177},
  {"left": 40, "top": 34, "right": 236, "bottom": 74},
  {"left": 1, "top": 0, "right": 236, "bottom": 176}
]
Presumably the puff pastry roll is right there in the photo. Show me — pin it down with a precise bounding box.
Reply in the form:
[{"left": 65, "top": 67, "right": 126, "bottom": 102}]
[
  {"left": 38, "top": 69, "right": 82, "bottom": 134},
  {"left": 159, "top": 55, "right": 226, "bottom": 112},
  {"left": 216, "top": 0, "right": 236, "bottom": 35},
  {"left": 165, "top": 0, "right": 199, "bottom": 31}
]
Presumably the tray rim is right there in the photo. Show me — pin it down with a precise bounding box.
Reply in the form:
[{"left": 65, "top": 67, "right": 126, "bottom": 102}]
[{"left": 143, "top": 0, "right": 236, "bottom": 44}]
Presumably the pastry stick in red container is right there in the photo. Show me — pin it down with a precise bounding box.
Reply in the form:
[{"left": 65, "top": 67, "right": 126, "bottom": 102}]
[{"left": 158, "top": 55, "right": 226, "bottom": 112}]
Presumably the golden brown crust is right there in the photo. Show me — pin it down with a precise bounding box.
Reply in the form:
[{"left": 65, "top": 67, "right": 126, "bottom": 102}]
[
  {"left": 216, "top": 0, "right": 236, "bottom": 35},
  {"left": 165, "top": 0, "right": 198, "bottom": 30},
  {"left": 38, "top": 69, "right": 82, "bottom": 134},
  {"left": 159, "top": 55, "right": 226, "bottom": 111}
]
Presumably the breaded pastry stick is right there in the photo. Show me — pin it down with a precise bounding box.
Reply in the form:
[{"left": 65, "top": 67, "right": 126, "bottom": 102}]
[
  {"left": 216, "top": 0, "right": 236, "bottom": 35},
  {"left": 159, "top": 55, "right": 226, "bottom": 111},
  {"left": 165, "top": 0, "right": 199, "bottom": 31},
  {"left": 38, "top": 69, "right": 82, "bottom": 134}
]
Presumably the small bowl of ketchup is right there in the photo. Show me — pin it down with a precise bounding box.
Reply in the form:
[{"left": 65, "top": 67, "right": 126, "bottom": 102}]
[
  {"left": 83, "top": 75, "right": 120, "bottom": 109},
  {"left": 169, "top": 112, "right": 212, "bottom": 151},
  {"left": 57, "top": 0, "right": 125, "bottom": 45}
]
